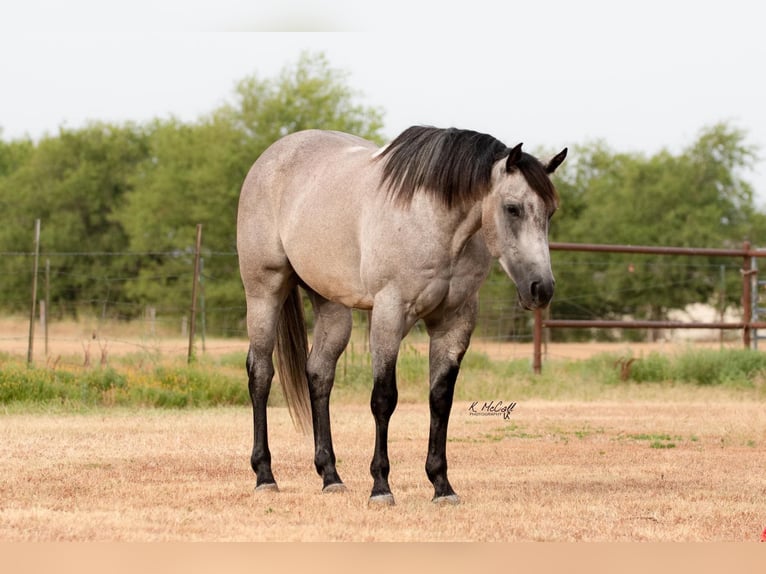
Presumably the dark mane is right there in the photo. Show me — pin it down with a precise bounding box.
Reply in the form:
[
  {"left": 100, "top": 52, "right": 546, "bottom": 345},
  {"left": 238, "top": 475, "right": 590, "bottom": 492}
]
[
  {"left": 376, "top": 126, "right": 508, "bottom": 209},
  {"left": 376, "top": 126, "right": 558, "bottom": 210}
]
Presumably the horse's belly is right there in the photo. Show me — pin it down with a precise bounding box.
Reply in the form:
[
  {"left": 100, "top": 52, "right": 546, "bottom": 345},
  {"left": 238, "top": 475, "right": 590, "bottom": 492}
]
[
  {"left": 287, "top": 251, "right": 373, "bottom": 309},
  {"left": 313, "top": 276, "right": 374, "bottom": 310},
  {"left": 279, "top": 199, "right": 372, "bottom": 308}
]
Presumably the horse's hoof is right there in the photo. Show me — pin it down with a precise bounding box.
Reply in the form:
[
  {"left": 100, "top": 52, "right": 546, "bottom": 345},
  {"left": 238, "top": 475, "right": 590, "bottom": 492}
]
[
  {"left": 255, "top": 482, "right": 279, "bottom": 493},
  {"left": 368, "top": 493, "right": 395, "bottom": 506},
  {"left": 433, "top": 494, "right": 460, "bottom": 506},
  {"left": 322, "top": 482, "right": 347, "bottom": 494}
]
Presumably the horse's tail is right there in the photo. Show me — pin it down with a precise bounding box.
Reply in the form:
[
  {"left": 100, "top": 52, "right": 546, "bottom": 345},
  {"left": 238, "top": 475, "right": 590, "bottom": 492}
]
[{"left": 275, "top": 286, "right": 313, "bottom": 435}]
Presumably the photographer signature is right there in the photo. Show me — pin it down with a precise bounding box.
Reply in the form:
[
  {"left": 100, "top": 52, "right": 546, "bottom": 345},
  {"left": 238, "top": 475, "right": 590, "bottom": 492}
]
[{"left": 468, "top": 400, "right": 516, "bottom": 420}]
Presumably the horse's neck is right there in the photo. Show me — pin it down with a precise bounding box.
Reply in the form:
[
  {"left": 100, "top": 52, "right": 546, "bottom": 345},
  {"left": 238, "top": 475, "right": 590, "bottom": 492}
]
[{"left": 448, "top": 201, "right": 485, "bottom": 260}]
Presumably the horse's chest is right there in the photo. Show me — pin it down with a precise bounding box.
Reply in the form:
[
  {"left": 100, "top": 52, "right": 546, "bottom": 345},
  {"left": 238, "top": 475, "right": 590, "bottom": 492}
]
[{"left": 406, "top": 247, "right": 490, "bottom": 321}]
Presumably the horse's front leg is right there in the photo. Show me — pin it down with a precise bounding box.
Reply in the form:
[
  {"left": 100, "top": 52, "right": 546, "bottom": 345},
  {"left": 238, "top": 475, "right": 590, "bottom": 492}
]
[
  {"left": 424, "top": 298, "right": 478, "bottom": 504},
  {"left": 368, "top": 301, "right": 405, "bottom": 506}
]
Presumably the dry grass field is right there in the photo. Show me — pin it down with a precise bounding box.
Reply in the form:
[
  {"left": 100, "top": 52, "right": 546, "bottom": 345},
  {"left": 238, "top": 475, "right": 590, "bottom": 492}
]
[
  {"left": 2, "top": 316, "right": 765, "bottom": 542},
  {"left": 1, "top": 398, "right": 764, "bottom": 542}
]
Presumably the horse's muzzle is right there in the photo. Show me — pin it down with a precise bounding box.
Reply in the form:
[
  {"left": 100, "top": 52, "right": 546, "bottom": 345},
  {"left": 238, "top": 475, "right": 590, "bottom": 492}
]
[{"left": 520, "top": 277, "right": 555, "bottom": 310}]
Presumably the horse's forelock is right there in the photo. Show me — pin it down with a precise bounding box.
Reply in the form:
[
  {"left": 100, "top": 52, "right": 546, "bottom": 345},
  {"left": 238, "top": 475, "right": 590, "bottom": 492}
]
[{"left": 514, "top": 153, "right": 559, "bottom": 212}]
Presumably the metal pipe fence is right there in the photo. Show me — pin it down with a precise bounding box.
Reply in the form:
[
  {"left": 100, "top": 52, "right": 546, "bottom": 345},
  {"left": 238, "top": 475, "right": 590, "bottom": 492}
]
[{"left": 532, "top": 240, "right": 766, "bottom": 373}]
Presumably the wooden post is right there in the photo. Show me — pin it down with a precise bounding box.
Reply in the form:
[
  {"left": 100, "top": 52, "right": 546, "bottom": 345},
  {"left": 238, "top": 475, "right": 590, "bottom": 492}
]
[
  {"left": 147, "top": 306, "right": 156, "bottom": 336},
  {"left": 533, "top": 307, "right": 543, "bottom": 374},
  {"left": 187, "top": 224, "right": 203, "bottom": 364},
  {"left": 45, "top": 258, "right": 50, "bottom": 357},
  {"left": 742, "top": 240, "right": 753, "bottom": 349},
  {"left": 27, "top": 219, "right": 41, "bottom": 364},
  {"left": 199, "top": 257, "right": 206, "bottom": 353}
]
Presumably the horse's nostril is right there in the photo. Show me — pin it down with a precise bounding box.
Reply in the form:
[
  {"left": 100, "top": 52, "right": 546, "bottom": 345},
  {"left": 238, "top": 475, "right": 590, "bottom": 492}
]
[
  {"left": 530, "top": 279, "right": 553, "bottom": 306},
  {"left": 530, "top": 281, "right": 540, "bottom": 299}
]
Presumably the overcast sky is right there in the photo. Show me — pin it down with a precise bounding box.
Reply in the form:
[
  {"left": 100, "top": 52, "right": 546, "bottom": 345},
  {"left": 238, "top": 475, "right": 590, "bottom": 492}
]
[{"left": 2, "top": 0, "right": 765, "bottom": 201}]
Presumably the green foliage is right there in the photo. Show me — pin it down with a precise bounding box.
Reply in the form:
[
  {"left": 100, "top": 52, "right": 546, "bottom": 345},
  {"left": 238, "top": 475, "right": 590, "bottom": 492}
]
[
  {"left": 0, "top": 360, "right": 248, "bottom": 408},
  {"left": 219, "top": 51, "right": 385, "bottom": 149},
  {"left": 127, "top": 365, "right": 249, "bottom": 407},
  {"left": 0, "top": 124, "right": 148, "bottom": 314},
  {"left": 553, "top": 124, "right": 760, "bottom": 248},
  {"left": 628, "top": 348, "right": 766, "bottom": 386},
  {"left": 1, "top": 347, "right": 765, "bottom": 410},
  {"left": 548, "top": 123, "right": 765, "bottom": 340},
  {"left": 622, "top": 433, "right": 679, "bottom": 449},
  {"left": 0, "top": 51, "right": 384, "bottom": 326},
  {"left": 0, "top": 48, "right": 763, "bottom": 345}
]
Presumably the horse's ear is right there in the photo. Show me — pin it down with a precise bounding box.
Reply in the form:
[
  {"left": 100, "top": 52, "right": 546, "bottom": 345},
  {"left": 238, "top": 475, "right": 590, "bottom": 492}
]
[
  {"left": 546, "top": 147, "right": 568, "bottom": 174},
  {"left": 506, "top": 143, "right": 523, "bottom": 172}
]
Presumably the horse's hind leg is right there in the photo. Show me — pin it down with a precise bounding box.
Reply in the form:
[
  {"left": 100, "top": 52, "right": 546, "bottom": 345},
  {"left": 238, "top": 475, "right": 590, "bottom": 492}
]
[
  {"left": 245, "top": 290, "right": 290, "bottom": 492},
  {"left": 305, "top": 291, "right": 352, "bottom": 492}
]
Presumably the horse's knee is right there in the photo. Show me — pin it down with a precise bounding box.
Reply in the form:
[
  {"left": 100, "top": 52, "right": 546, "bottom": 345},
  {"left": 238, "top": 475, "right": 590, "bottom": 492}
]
[
  {"left": 429, "top": 362, "right": 459, "bottom": 409},
  {"left": 371, "top": 382, "right": 398, "bottom": 420},
  {"left": 247, "top": 348, "right": 274, "bottom": 397}
]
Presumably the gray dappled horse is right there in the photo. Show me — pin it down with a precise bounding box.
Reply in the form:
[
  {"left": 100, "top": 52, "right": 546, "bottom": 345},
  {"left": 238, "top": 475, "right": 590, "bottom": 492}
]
[{"left": 237, "top": 126, "right": 566, "bottom": 505}]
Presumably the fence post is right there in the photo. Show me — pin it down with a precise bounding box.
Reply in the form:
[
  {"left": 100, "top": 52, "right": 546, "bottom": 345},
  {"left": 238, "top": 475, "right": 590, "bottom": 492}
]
[
  {"left": 187, "top": 224, "right": 203, "bottom": 363},
  {"left": 533, "top": 307, "right": 543, "bottom": 374},
  {"left": 27, "top": 219, "right": 41, "bottom": 365},
  {"left": 199, "top": 257, "right": 206, "bottom": 353},
  {"left": 742, "top": 240, "right": 753, "bottom": 349},
  {"left": 44, "top": 258, "right": 50, "bottom": 357}
]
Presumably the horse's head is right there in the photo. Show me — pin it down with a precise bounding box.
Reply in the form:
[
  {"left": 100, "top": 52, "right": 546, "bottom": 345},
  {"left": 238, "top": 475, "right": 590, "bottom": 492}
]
[{"left": 481, "top": 144, "right": 567, "bottom": 310}]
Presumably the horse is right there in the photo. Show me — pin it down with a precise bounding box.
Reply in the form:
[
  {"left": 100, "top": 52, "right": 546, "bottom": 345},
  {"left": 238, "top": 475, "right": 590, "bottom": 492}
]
[{"left": 237, "top": 125, "right": 566, "bottom": 505}]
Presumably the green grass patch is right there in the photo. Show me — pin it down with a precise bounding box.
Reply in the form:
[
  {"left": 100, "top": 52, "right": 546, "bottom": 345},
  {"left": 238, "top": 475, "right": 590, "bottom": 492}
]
[
  {"left": 650, "top": 441, "right": 676, "bottom": 449},
  {"left": 0, "top": 357, "right": 248, "bottom": 409},
  {"left": 627, "top": 348, "right": 766, "bottom": 386},
  {"left": 620, "top": 432, "right": 682, "bottom": 449},
  {"left": 2, "top": 345, "right": 765, "bottom": 410}
]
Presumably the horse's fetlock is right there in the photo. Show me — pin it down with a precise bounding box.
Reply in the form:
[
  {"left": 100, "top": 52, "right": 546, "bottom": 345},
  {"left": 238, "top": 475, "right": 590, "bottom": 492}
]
[
  {"left": 314, "top": 447, "right": 335, "bottom": 471},
  {"left": 426, "top": 457, "right": 447, "bottom": 482}
]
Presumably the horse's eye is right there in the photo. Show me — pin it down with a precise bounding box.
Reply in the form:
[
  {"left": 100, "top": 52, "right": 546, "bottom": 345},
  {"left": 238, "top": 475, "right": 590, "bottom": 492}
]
[{"left": 505, "top": 204, "right": 522, "bottom": 218}]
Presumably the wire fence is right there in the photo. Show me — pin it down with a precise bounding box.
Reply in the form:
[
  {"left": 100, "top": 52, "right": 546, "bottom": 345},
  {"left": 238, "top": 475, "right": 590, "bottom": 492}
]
[
  {"left": 0, "top": 251, "right": 529, "bottom": 360},
  {"left": 1, "top": 237, "right": 759, "bottom": 364}
]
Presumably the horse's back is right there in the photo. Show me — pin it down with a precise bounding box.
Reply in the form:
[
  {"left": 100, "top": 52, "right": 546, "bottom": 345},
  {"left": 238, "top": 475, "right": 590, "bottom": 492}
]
[
  {"left": 240, "top": 129, "right": 374, "bottom": 204},
  {"left": 237, "top": 130, "right": 381, "bottom": 306}
]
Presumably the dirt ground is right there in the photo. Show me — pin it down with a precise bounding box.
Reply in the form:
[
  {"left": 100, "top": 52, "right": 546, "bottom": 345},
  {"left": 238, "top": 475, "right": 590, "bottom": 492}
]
[{"left": 1, "top": 399, "right": 764, "bottom": 542}]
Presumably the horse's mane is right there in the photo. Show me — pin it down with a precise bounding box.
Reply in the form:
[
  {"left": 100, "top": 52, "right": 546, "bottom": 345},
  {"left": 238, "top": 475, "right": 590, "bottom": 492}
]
[{"left": 376, "top": 126, "right": 558, "bottom": 210}]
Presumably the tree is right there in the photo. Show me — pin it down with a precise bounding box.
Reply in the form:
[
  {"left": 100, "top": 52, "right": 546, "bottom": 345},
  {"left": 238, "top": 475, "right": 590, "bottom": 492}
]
[
  {"left": 0, "top": 51, "right": 384, "bottom": 328},
  {"left": 0, "top": 124, "right": 148, "bottom": 316},
  {"left": 545, "top": 122, "right": 764, "bottom": 339},
  {"left": 219, "top": 51, "right": 385, "bottom": 153},
  {"left": 0, "top": 135, "right": 33, "bottom": 177},
  {"left": 114, "top": 51, "right": 385, "bottom": 329}
]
